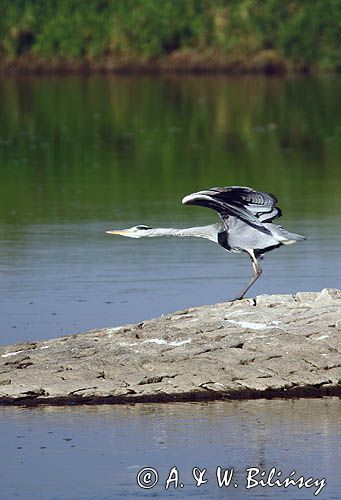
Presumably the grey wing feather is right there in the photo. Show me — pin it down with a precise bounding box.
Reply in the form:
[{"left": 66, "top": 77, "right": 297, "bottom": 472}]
[
  {"left": 182, "top": 186, "right": 282, "bottom": 229},
  {"left": 209, "top": 186, "right": 282, "bottom": 222}
]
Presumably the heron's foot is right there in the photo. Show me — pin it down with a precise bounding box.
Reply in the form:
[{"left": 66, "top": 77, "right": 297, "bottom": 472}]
[{"left": 231, "top": 295, "right": 245, "bottom": 302}]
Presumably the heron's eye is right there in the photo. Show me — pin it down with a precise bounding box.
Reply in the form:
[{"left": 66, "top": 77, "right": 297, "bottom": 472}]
[{"left": 136, "top": 225, "right": 150, "bottom": 230}]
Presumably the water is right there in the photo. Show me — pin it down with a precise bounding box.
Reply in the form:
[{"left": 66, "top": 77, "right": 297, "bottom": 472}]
[
  {"left": 0, "top": 398, "right": 340, "bottom": 499},
  {"left": 0, "top": 75, "right": 341, "bottom": 345},
  {"left": 0, "top": 76, "right": 340, "bottom": 499}
]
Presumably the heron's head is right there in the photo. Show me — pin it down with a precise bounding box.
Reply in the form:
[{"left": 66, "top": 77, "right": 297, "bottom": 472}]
[{"left": 106, "top": 225, "right": 152, "bottom": 238}]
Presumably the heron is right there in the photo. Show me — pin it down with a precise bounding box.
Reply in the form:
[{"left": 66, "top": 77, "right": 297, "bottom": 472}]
[{"left": 106, "top": 186, "right": 305, "bottom": 300}]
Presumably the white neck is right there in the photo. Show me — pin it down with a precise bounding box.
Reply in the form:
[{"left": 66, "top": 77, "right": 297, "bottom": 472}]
[{"left": 143, "top": 223, "right": 221, "bottom": 242}]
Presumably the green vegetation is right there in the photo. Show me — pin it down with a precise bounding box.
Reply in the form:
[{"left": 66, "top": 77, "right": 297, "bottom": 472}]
[{"left": 0, "top": 0, "right": 341, "bottom": 73}]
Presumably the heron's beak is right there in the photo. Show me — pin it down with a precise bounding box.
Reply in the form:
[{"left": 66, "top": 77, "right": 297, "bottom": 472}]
[{"left": 106, "top": 229, "right": 129, "bottom": 236}]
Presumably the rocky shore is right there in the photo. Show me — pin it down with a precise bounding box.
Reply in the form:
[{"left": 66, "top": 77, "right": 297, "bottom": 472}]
[{"left": 0, "top": 289, "right": 340, "bottom": 406}]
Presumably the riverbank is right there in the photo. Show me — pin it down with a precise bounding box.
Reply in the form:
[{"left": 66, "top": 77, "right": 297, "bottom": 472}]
[
  {"left": 0, "top": 288, "right": 340, "bottom": 406},
  {"left": 0, "top": 49, "right": 289, "bottom": 76},
  {"left": 1, "top": 1, "right": 340, "bottom": 76}
]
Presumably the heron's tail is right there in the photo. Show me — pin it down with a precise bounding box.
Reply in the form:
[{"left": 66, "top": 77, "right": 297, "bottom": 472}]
[{"left": 270, "top": 225, "right": 306, "bottom": 245}]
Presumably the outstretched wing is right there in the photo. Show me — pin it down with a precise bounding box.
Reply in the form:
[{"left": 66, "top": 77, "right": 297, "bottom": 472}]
[{"left": 182, "top": 186, "right": 282, "bottom": 229}]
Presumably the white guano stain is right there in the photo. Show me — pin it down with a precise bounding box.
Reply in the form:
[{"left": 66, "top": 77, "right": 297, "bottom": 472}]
[
  {"left": 1, "top": 345, "right": 49, "bottom": 357},
  {"left": 106, "top": 326, "right": 123, "bottom": 337},
  {"left": 142, "top": 338, "right": 192, "bottom": 347},
  {"left": 224, "top": 311, "right": 250, "bottom": 318},
  {"left": 226, "top": 320, "right": 281, "bottom": 330},
  {"left": 1, "top": 349, "right": 25, "bottom": 358},
  {"left": 118, "top": 342, "right": 138, "bottom": 347},
  {"left": 117, "top": 338, "right": 192, "bottom": 348},
  {"left": 107, "top": 327, "right": 122, "bottom": 333},
  {"left": 315, "top": 334, "right": 329, "bottom": 340}
]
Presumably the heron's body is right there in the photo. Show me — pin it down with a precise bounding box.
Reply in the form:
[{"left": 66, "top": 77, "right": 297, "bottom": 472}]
[
  {"left": 107, "top": 186, "right": 305, "bottom": 299},
  {"left": 217, "top": 217, "right": 301, "bottom": 255}
]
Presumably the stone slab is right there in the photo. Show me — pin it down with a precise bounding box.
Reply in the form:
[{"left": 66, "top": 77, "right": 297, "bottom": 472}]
[{"left": 0, "top": 288, "right": 340, "bottom": 405}]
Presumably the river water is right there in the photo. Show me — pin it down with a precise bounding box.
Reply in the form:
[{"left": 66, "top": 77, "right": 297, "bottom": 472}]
[
  {"left": 0, "top": 398, "right": 340, "bottom": 499},
  {"left": 0, "top": 76, "right": 340, "bottom": 499},
  {"left": 0, "top": 76, "right": 341, "bottom": 345}
]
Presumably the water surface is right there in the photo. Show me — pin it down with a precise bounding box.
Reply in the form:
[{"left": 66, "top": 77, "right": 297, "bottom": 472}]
[
  {"left": 0, "top": 78, "right": 340, "bottom": 499},
  {"left": 0, "top": 76, "right": 340, "bottom": 344},
  {"left": 0, "top": 398, "right": 339, "bottom": 499}
]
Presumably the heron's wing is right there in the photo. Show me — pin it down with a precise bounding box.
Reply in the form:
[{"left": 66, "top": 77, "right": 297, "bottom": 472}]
[
  {"left": 182, "top": 186, "right": 282, "bottom": 229},
  {"left": 215, "top": 186, "right": 282, "bottom": 222}
]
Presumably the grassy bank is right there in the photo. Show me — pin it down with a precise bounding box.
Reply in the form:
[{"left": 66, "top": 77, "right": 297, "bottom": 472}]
[{"left": 1, "top": 0, "right": 341, "bottom": 74}]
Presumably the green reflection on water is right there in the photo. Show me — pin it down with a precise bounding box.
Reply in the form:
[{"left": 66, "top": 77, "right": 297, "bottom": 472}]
[{"left": 0, "top": 75, "right": 340, "bottom": 228}]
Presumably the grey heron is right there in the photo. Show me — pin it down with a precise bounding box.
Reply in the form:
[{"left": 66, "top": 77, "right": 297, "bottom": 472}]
[{"left": 106, "top": 186, "right": 305, "bottom": 300}]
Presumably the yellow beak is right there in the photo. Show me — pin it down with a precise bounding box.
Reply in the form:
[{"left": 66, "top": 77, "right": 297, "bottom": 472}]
[{"left": 105, "top": 230, "right": 128, "bottom": 235}]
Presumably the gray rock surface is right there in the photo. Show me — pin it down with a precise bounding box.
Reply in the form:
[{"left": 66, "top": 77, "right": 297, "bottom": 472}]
[{"left": 1, "top": 289, "right": 340, "bottom": 405}]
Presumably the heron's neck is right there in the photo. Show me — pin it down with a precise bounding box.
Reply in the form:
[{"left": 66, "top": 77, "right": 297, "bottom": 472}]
[{"left": 144, "top": 224, "right": 221, "bottom": 242}]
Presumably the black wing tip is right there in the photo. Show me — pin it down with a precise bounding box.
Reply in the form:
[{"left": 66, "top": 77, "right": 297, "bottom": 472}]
[
  {"left": 274, "top": 207, "right": 282, "bottom": 219},
  {"left": 264, "top": 191, "right": 279, "bottom": 203}
]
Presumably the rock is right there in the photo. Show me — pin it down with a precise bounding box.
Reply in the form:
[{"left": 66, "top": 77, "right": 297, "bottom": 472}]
[
  {"left": 255, "top": 293, "right": 296, "bottom": 306},
  {"left": 0, "top": 289, "right": 340, "bottom": 405},
  {"left": 296, "top": 288, "right": 341, "bottom": 304}
]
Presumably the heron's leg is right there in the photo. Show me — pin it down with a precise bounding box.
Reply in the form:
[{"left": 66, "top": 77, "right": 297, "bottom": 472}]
[{"left": 233, "top": 250, "right": 262, "bottom": 301}]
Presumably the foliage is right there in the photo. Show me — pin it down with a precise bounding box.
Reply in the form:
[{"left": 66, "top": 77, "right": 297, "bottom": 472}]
[{"left": 0, "top": 0, "right": 341, "bottom": 70}]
